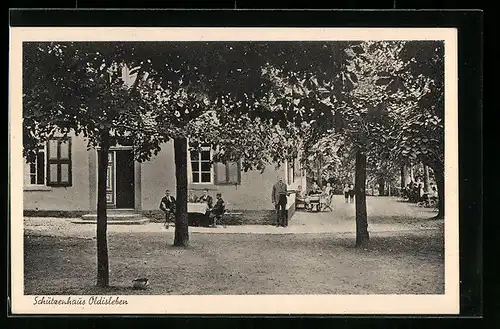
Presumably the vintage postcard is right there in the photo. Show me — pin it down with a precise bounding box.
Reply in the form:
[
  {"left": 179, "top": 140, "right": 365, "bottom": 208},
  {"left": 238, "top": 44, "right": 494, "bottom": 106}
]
[{"left": 10, "top": 27, "right": 459, "bottom": 314}]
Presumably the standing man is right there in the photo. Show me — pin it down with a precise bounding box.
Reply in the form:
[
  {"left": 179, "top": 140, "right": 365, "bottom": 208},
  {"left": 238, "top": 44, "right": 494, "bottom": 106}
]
[
  {"left": 272, "top": 176, "right": 288, "bottom": 227},
  {"left": 343, "top": 184, "right": 350, "bottom": 203},
  {"left": 159, "top": 189, "right": 176, "bottom": 229},
  {"left": 349, "top": 184, "right": 355, "bottom": 203}
]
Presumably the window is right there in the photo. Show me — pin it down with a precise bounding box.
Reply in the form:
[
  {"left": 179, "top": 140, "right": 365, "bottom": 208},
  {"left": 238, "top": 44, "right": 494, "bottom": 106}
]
[
  {"left": 190, "top": 144, "right": 212, "bottom": 184},
  {"left": 46, "top": 137, "right": 72, "bottom": 187},
  {"left": 215, "top": 161, "right": 241, "bottom": 185},
  {"left": 287, "top": 159, "right": 295, "bottom": 185},
  {"left": 28, "top": 148, "right": 45, "bottom": 185},
  {"left": 295, "top": 159, "right": 300, "bottom": 178}
]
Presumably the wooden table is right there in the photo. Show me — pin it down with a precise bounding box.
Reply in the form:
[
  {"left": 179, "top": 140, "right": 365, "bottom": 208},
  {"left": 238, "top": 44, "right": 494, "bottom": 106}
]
[
  {"left": 187, "top": 202, "right": 210, "bottom": 226},
  {"left": 187, "top": 202, "right": 209, "bottom": 214},
  {"left": 305, "top": 195, "right": 327, "bottom": 212}
]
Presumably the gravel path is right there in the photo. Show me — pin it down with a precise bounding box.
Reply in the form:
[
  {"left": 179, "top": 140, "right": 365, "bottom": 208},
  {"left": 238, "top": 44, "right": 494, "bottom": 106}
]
[{"left": 24, "top": 196, "right": 443, "bottom": 239}]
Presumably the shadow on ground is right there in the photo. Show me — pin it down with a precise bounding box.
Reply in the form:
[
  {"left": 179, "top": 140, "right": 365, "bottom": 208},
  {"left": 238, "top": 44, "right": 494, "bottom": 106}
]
[{"left": 24, "top": 227, "right": 444, "bottom": 295}]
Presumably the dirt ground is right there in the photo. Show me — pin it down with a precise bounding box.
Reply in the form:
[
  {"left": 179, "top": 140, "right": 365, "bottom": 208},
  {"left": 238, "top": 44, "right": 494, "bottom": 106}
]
[
  {"left": 23, "top": 197, "right": 444, "bottom": 295},
  {"left": 24, "top": 231, "right": 443, "bottom": 295}
]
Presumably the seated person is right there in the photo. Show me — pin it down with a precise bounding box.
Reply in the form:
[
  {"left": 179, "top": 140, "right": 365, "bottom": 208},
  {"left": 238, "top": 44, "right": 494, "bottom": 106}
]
[
  {"left": 419, "top": 192, "right": 430, "bottom": 205},
  {"left": 208, "top": 193, "right": 225, "bottom": 227},
  {"left": 308, "top": 182, "right": 322, "bottom": 196},
  {"left": 295, "top": 185, "right": 307, "bottom": 209},
  {"left": 187, "top": 190, "right": 198, "bottom": 203},
  {"left": 429, "top": 186, "right": 439, "bottom": 204},
  {"left": 196, "top": 189, "right": 214, "bottom": 208},
  {"left": 307, "top": 183, "right": 322, "bottom": 211},
  {"left": 159, "top": 189, "right": 176, "bottom": 229},
  {"left": 295, "top": 185, "right": 307, "bottom": 200},
  {"left": 430, "top": 186, "right": 438, "bottom": 198}
]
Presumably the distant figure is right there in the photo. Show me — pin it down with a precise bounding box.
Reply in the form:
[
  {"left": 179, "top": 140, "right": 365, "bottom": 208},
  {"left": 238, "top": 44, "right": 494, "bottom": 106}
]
[
  {"left": 159, "top": 189, "right": 176, "bottom": 229},
  {"left": 343, "top": 184, "right": 350, "bottom": 203},
  {"left": 430, "top": 185, "right": 439, "bottom": 202},
  {"left": 306, "top": 182, "right": 322, "bottom": 212},
  {"left": 308, "top": 182, "right": 322, "bottom": 195},
  {"left": 324, "top": 182, "right": 333, "bottom": 196},
  {"left": 296, "top": 185, "right": 305, "bottom": 198},
  {"left": 272, "top": 176, "right": 288, "bottom": 227},
  {"left": 209, "top": 193, "right": 225, "bottom": 228},
  {"left": 349, "top": 184, "right": 355, "bottom": 203},
  {"left": 297, "top": 185, "right": 310, "bottom": 210},
  {"left": 418, "top": 183, "right": 425, "bottom": 202}
]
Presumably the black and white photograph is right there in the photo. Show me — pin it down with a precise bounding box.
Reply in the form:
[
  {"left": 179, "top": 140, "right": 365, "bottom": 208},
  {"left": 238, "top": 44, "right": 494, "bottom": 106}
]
[{"left": 10, "top": 26, "right": 460, "bottom": 314}]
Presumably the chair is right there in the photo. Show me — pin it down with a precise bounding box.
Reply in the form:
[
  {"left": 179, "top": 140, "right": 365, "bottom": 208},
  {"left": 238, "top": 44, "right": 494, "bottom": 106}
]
[
  {"left": 322, "top": 194, "right": 334, "bottom": 212},
  {"left": 308, "top": 195, "right": 321, "bottom": 212},
  {"left": 295, "top": 196, "right": 307, "bottom": 209},
  {"left": 211, "top": 204, "right": 227, "bottom": 228}
]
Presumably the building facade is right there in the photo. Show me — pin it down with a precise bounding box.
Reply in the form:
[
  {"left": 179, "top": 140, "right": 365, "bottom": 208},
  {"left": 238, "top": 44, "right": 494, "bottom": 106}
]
[{"left": 23, "top": 132, "right": 306, "bottom": 221}]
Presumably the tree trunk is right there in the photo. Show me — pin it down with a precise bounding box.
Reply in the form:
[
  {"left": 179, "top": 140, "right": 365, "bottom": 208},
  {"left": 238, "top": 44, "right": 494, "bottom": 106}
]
[
  {"left": 401, "top": 164, "right": 411, "bottom": 187},
  {"left": 433, "top": 166, "right": 444, "bottom": 219},
  {"left": 400, "top": 166, "right": 404, "bottom": 189},
  {"left": 377, "top": 177, "right": 385, "bottom": 196},
  {"left": 317, "top": 158, "right": 323, "bottom": 187},
  {"left": 355, "top": 150, "right": 369, "bottom": 246},
  {"left": 410, "top": 163, "right": 415, "bottom": 182},
  {"left": 173, "top": 137, "right": 189, "bottom": 247},
  {"left": 96, "top": 132, "right": 110, "bottom": 287},
  {"left": 423, "top": 165, "right": 430, "bottom": 193}
]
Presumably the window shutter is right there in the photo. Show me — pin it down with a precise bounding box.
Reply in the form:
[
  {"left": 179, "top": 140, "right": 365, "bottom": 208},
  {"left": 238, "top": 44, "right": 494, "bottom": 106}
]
[
  {"left": 214, "top": 162, "right": 226, "bottom": 184},
  {"left": 227, "top": 161, "right": 240, "bottom": 184},
  {"left": 46, "top": 137, "right": 72, "bottom": 187}
]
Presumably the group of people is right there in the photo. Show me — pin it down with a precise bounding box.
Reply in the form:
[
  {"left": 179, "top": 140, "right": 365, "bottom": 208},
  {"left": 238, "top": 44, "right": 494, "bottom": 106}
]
[
  {"left": 305, "top": 182, "right": 334, "bottom": 211},
  {"left": 402, "top": 181, "right": 438, "bottom": 207},
  {"left": 159, "top": 189, "right": 225, "bottom": 228},
  {"left": 293, "top": 181, "right": 336, "bottom": 213},
  {"left": 343, "top": 184, "right": 355, "bottom": 203}
]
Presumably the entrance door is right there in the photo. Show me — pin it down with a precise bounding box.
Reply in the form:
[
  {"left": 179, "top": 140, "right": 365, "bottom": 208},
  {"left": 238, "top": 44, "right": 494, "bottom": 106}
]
[
  {"left": 105, "top": 152, "right": 115, "bottom": 206},
  {"left": 115, "top": 150, "right": 135, "bottom": 209}
]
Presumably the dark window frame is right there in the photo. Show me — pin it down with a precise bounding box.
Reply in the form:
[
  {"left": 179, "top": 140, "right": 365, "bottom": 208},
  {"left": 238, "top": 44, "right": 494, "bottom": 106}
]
[
  {"left": 28, "top": 147, "right": 46, "bottom": 185},
  {"left": 190, "top": 144, "right": 213, "bottom": 184},
  {"left": 46, "top": 137, "right": 72, "bottom": 187}
]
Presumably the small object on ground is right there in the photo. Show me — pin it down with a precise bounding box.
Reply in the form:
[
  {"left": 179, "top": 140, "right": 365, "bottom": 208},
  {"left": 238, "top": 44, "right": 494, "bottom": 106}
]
[{"left": 132, "top": 278, "right": 149, "bottom": 289}]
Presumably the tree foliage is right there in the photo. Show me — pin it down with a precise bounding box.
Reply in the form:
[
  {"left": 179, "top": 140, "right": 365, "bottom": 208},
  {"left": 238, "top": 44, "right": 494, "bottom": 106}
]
[{"left": 23, "top": 42, "right": 164, "bottom": 160}]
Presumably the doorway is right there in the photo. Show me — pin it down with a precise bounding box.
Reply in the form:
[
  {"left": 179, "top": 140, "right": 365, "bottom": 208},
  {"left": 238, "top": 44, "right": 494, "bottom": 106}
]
[{"left": 105, "top": 149, "right": 135, "bottom": 209}]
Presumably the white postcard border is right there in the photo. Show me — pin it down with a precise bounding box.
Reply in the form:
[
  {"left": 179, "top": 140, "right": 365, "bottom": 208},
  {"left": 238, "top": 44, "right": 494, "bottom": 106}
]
[{"left": 9, "top": 27, "right": 459, "bottom": 315}]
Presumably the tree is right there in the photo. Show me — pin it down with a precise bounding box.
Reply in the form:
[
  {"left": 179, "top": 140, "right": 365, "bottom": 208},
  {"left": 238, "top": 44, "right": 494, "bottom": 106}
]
[
  {"left": 187, "top": 108, "right": 301, "bottom": 175},
  {"left": 367, "top": 157, "right": 400, "bottom": 196},
  {"left": 301, "top": 133, "right": 345, "bottom": 190},
  {"left": 135, "top": 42, "right": 281, "bottom": 246},
  {"left": 335, "top": 41, "right": 410, "bottom": 245},
  {"left": 388, "top": 41, "right": 445, "bottom": 217},
  {"left": 141, "top": 41, "right": 372, "bottom": 246},
  {"left": 240, "top": 43, "right": 370, "bottom": 243},
  {"left": 23, "top": 42, "right": 163, "bottom": 287}
]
